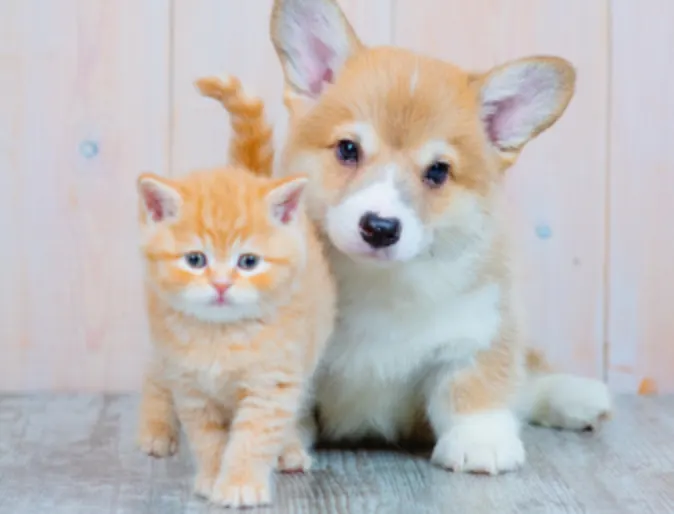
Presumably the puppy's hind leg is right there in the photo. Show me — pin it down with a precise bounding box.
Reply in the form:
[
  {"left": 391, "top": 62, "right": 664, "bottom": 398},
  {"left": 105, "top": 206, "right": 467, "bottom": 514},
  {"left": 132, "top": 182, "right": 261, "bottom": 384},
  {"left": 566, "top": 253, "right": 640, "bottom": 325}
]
[{"left": 517, "top": 349, "right": 612, "bottom": 432}]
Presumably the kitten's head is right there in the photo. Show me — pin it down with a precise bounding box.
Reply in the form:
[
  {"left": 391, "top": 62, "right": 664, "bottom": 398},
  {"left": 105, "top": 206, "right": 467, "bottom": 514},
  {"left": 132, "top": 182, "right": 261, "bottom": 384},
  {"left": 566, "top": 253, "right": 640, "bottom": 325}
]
[{"left": 137, "top": 167, "right": 308, "bottom": 323}]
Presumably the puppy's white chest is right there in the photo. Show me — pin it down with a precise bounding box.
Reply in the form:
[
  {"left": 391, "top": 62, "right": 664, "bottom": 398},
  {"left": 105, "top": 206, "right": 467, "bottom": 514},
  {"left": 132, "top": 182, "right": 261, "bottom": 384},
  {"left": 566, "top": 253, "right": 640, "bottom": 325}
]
[{"left": 315, "top": 256, "right": 502, "bottom": 440}]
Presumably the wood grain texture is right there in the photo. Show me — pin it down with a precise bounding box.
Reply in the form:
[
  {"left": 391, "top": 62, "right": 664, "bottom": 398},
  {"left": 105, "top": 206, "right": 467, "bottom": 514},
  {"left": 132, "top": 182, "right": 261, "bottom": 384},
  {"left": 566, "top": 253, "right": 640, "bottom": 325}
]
[
  {"left": 1, "top": 394, "right": 673, "bottom": 513},
  {"left": 0, "top": 0, "right": 673, "bottom": 393},
  {"left": 393, "top": 0, "right": 610, "bottom": 379},
  {"left": 170, "top": 0, "right": 392, "bottom": 176},
  {"left": 606, "top": 0, "right": 674, "bottom": 393},
  {"left": 0, "top": 0, "right": 170, "bottom": 391}
]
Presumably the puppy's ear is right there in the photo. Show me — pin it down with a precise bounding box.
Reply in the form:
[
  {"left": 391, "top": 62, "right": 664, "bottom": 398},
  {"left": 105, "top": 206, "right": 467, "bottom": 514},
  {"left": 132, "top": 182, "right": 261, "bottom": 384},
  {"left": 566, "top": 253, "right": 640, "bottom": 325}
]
[
  {"left": 270, "top": 0, "right": 362, "bottom": 103},
  {"left": 473, "top": 56, "right": 576, "bottom": 167}
]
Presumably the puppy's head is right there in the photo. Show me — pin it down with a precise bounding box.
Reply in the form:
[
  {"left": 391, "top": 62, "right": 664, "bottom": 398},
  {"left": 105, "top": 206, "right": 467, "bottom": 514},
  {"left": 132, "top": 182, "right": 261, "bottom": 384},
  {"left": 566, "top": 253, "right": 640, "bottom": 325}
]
[{"left": 271, "top": 0, "right": 575, "bottom": 264}]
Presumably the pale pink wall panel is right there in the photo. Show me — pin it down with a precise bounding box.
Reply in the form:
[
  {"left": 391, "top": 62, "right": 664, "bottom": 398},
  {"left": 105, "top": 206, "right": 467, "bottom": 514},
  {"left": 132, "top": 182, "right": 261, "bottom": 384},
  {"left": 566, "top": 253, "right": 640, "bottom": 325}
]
[
  {"left": 3, "top": 0, "right": 674, "bottom": 392},
  {"left": 607, "top": 0, "right": 674, "bottom": 394},
  {"left": 0, "top": 0, "right": 170, "bottom": 391},
  {"left": 170, "top": 0, "right": 392, "bottom": 176}
]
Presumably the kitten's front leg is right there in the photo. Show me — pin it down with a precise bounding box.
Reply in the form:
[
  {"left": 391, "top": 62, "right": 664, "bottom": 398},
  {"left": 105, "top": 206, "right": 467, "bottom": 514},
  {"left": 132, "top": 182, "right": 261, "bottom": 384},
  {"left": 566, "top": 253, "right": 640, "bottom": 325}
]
[
  {"left": 174, "top": 393, "right": 230, "bottom": 498},
  {"left": 137, "top": 367, "right": 179, "bottom": 457},
  {"left": 426, "top": 340, "right": 525, "bottom": 475},
  {"left": 211, "top": 378, "right": 304, "bottom": 508},
  {"left": 277, "top": 410, "right": 316, "bottom": 472}
]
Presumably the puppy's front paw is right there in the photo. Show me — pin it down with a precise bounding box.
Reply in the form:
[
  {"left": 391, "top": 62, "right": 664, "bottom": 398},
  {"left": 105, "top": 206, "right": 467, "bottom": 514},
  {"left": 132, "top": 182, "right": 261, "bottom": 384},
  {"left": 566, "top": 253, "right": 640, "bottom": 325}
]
[
  {"left": 432, "top": 409, "right": 525, "bottom": 475},
  {"left": 210, "top": 470, "right": 272, "bottom": 508},
  {"left": 277, "top": 442, "right": 312, "bottom": 473},
  {"left": 137, "top": 419, "right": 178, "bottom": 458}
]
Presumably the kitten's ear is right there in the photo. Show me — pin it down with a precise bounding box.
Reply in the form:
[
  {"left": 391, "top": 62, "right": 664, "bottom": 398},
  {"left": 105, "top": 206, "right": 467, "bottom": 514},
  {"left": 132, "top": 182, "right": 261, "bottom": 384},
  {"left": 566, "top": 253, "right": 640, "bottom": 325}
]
[
  {"left": 473, "top": 56, "right": 576, "bottom": 168},
  {"left": 137, "top": 173, "right": 182, "bottom": 223},
  {"left": 265, "top": 175, "right": 308, "bottom": 225},
  {"left": 270, "top": 0, "right": 362, "bottom": 103}
]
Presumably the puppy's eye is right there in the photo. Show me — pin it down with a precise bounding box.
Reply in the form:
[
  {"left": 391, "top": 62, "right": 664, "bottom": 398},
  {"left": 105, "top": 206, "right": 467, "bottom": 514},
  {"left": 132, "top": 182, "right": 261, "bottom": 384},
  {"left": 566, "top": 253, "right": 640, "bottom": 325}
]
[
  {"left": 237, "top": 253, "right": 260, "bottom": 271},
  {"left": 185, "top": 251, "right": 208, "bottom": 269},
  {"left": 336, "top": 139, "right": 360, "bottom": 166},
  {"left": 423, "top": 162, "right": 451, "bottom": 188}
]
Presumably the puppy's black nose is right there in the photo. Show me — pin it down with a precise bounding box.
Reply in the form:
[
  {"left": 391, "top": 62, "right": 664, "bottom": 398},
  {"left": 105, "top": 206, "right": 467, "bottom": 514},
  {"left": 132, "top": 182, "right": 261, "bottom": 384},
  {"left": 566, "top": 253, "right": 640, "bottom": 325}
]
[{"left": 359, "top": 212, "right": 401, "bottom": 249}]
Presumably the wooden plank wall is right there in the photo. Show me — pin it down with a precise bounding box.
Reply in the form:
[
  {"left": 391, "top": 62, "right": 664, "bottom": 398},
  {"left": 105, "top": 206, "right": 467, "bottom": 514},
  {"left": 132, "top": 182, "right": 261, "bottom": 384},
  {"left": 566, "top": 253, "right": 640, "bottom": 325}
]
[
  {"left": 0, "top": 0, "right": 671, "bottom": 393},
  {"left": 607, "top": 0, "right": 674, "bottom": 395},
  {"left": 0, "top": 0, "right": 169, "bottom": 391}
]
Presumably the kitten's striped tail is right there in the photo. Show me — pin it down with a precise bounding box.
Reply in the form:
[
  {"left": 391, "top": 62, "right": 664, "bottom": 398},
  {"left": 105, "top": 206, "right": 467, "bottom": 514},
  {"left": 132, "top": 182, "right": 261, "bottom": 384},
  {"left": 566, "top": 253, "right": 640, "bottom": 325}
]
[{"left": 195, "top": 75, "right": 274, "bottom": 177}]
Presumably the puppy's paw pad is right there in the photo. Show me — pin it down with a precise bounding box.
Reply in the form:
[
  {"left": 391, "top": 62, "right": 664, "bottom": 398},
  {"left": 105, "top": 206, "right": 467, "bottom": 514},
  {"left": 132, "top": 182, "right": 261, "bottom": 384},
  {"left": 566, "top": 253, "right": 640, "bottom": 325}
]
[
  {"left": 432, "top": 410, "right": 525, "bottom": 475},
  {"left": 137, "top": 421, "right": 178, "bottom": 458}
]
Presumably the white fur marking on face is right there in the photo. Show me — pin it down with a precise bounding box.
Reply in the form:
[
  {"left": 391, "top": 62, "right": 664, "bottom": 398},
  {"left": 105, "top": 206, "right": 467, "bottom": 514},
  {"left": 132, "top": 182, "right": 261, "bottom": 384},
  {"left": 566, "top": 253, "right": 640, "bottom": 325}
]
[
  {"left": 176, "top": 258, "right": 205, "bottom": 274},
  {"left": 169, "top": 280, "right": 262, "bottom": 323},
  {"left": 167, "top": 242, "right": 269, "bottom": 322},
  {"left": 333, "top": 122, "right": 379, "bottom": 156},
  {"left": 431, "top": 409, "right": 525, "bottom": 474},
  {"left": 416, "top": 140, "right": 460, "bottom": 169},
  {"left": 325, "top": 168, "right": 426, "bottom": 261}
]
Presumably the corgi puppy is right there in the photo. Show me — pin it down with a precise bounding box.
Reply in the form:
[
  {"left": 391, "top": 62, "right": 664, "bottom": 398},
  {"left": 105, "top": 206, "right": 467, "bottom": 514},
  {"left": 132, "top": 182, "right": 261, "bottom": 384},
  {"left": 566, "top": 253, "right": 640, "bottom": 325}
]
[{"left": 268, "top": 0, "right": 612, "bottom": 475}]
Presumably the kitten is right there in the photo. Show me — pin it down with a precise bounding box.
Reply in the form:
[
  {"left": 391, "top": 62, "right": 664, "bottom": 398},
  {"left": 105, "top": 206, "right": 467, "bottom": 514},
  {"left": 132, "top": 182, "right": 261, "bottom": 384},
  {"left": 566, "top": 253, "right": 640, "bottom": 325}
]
[
  {"left": 135, "top": 76, "right": 335, "bottom": 508},
  {"left": 195, "top": 75, "right": 275, "bottom": 175}
]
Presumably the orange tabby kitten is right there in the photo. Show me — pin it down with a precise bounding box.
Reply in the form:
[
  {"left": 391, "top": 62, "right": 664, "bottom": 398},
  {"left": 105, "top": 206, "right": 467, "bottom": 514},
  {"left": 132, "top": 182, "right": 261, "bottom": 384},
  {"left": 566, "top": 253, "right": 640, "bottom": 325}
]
[
  {"left": 135, "top": 76, "right": 335, "bottom": 508},
  {"left": 195, "top": 75, "right": 275, "bottom": 175}
]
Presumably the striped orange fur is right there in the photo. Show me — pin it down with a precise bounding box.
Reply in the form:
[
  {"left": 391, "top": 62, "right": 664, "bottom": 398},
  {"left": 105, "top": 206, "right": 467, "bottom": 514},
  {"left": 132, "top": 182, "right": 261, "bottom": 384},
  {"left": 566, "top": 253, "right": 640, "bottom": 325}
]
[
  {"left": 195, "top": 75, "right": 275, "bottom": 176},
  {"left": 136, "top": 79, "right": 336, "bottom": 508}
]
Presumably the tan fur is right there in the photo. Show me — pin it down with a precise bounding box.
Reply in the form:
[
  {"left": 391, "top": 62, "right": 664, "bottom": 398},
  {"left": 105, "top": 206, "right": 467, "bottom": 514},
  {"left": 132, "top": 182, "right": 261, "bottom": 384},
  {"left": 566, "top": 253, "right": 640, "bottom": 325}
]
[
  {"left": 135, "top": 81, "right": 335, "bottom": 508},
  {"left": 267, "top": 0, "right": 611, "bottom": 475},
  {"left": 277, "top": 46, "right": 561, "bottom": 415},
  {"left": 525, "top": 348, "right": 554, "bottom": 375},
  {"left": 139, "top": 0, "right": 610, "bottom": 482},
  {"left": 195, "top": 75, "right": 275, "bottom": 176}
]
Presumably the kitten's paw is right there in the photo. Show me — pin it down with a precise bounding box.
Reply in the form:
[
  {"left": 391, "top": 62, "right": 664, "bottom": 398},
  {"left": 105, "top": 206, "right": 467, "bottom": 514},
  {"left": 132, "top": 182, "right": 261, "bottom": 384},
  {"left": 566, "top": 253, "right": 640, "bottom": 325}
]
[
  {"left": 526, "top": 375, "right": 612, "bottom": 431},
  {"left": 137, "top": 420, "right": 178, "bottom": 457},
  {"left": 210, "top": 472, "right": 272, "bottom": 508},
  {"left": 432, "top": 409, "right": 525, "bottom": 475},
  {"left": 277, "top": 444, "right": 312, "bottom": 473},
  {"left": 193, "top": 472, "right": 217, "bottom": 498}
]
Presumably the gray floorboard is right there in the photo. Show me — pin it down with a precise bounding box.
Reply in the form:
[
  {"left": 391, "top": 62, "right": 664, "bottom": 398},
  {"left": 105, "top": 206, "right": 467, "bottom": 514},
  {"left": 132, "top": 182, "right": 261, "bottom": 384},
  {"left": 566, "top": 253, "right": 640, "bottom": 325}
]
[{"left": 1, "top": 394, "right": 672, "bottom": 513}]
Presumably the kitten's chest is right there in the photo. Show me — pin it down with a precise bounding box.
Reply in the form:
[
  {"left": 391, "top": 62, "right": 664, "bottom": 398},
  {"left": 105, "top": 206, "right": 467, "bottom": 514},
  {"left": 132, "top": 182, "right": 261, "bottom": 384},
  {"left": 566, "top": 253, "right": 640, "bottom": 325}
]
[
  {"left": 192, "top": 359, "right": 238, "bottom": 401},
  {"left": 165, "top": 349, "right": 236, "bottom": 398},
  {"left": 163, "top": 333, "right": 258, "bottom": 401}
]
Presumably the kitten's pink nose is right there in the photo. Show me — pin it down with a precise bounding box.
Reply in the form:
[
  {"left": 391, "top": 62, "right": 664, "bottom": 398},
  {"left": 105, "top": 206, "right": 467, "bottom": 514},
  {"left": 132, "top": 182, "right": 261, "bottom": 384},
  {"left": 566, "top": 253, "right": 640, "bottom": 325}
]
[{"left": 212, "top": 282, "right": 231, "bottom": 296}]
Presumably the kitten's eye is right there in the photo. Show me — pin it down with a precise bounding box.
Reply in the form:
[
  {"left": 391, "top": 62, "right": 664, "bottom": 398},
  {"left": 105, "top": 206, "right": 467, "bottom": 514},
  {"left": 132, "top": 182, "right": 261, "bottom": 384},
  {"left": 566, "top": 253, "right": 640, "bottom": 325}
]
[
  {"left": 184, "top": 251, "right": 208, "bottom": 269},
  {"left": 335, "top": 139, "right": 360, "bottom": 166},
  {"left": 237, "top": 253, "right": 260, "bottom": 271},
  {"left": 423, "top": 162, "right": 452, "bottom": 188}
]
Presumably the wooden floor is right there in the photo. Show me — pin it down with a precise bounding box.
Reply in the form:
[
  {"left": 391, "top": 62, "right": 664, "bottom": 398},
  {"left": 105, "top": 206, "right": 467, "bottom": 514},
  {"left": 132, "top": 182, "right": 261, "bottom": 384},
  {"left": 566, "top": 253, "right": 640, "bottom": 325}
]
[{"left": 1, "top": 394, "right": 673, "bottom": 513}]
